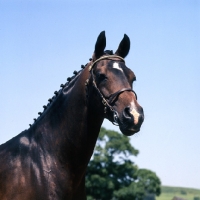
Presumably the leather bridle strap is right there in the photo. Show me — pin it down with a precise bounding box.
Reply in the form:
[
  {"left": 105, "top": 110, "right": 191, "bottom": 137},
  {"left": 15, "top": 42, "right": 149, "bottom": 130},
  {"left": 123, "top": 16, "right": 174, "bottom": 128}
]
[
  {"left": 88, "top": 55, "right": 125, "bottom": 71},
  {"left": 88, "top": 55, "right": 137, "bottom": 126},
  {"left": 106, "top": 88, "right": 137, "bottom": 105},
  {"left": 91, "top": 72, "right": 115, "bottom": 113},
  {"left": 90, "top": 69, "right": 137, "bottom": 126}
]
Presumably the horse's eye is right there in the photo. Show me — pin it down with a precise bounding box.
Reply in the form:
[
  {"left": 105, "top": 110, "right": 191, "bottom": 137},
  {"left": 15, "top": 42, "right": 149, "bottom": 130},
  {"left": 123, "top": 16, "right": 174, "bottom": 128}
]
[{"left": 97, "top": 73, "right": 107, "bottom": 82}]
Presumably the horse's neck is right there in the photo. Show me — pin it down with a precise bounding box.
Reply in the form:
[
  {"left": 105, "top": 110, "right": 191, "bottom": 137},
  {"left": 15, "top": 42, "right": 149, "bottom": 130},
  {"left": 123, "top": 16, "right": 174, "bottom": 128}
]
[{"left": 31, "top": 68, "right": 104, "bottom": 167}]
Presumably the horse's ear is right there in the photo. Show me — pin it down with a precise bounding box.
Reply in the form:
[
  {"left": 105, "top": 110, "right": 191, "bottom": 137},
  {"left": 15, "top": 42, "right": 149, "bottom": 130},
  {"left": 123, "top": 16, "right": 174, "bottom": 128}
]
[
  {"left": 115, "top": 34, "right": 130, "bottom": 58},
  {"left": 93, "top": 31, "right": 106, "bottom": 60}
]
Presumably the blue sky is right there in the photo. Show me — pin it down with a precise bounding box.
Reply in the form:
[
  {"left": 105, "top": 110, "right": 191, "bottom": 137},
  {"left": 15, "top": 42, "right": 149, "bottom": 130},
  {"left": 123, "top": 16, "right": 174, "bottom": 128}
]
[{"left": 0, "top": 0, "right": 200, "bottom": 189}]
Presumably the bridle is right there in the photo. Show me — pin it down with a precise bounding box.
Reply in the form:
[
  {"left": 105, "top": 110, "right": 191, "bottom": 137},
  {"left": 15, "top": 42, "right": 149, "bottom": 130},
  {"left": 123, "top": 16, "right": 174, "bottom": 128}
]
[{"left": 86, "top": 55, "right": 137, "bottom": 126}]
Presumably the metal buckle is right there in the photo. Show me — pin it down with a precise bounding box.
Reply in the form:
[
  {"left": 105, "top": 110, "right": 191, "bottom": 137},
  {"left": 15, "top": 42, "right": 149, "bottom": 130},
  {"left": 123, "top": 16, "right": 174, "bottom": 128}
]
[
  {"left": 88, "top": 65, "right": 92, "bottom": 71},
  {"left": 112, "top": 111, "right": 119, "bottom": 126},
  {"left": 102, "top": 99, "right": 107, "bottom": 106}
]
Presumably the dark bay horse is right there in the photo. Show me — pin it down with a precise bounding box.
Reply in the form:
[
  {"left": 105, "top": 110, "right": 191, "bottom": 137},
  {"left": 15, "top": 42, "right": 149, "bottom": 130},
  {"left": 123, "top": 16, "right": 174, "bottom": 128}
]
[{"left": 0, "top": 31, "right": 144, "bottom": 200}]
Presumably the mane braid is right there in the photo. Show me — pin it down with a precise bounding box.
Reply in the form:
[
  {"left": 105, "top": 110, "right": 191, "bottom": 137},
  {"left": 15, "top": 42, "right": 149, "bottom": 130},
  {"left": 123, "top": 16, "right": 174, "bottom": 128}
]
[
  {"left": 28, "top": 55, "right": 113, "bottom": 128},
  {"left": 28, "top": 64, "right": 87, "bottom": 128}
]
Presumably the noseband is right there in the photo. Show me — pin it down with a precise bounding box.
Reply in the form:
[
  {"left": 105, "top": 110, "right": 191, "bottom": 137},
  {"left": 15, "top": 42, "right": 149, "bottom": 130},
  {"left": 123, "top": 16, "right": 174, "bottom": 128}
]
[{"left": 86, "top": 55, "right": 137, "bottom": 126}]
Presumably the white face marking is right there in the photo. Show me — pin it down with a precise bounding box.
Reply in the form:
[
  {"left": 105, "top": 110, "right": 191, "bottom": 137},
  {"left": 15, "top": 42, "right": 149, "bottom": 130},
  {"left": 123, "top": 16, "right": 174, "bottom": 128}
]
[
  {"left": 130, "top": 101, "right": 140, "bottom": 125},
  {"left": 113, "top": 62, "right": 123, "bottom": 72},
  {"left": 130, "top": 109, "right": 140, "bottom": 125}
]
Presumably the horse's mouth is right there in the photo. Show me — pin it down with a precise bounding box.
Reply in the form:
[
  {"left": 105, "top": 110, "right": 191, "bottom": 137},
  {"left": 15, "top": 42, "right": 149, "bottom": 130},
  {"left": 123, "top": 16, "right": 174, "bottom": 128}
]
[{"left": 119, "top": 126, "right": 140, "bottom": 136}]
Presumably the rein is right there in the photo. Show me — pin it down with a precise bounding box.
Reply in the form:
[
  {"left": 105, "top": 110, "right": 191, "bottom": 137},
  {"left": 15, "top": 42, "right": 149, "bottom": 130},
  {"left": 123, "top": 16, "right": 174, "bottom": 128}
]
[{"left": 86, "top": 55, "right": 137, "bottom": 126}]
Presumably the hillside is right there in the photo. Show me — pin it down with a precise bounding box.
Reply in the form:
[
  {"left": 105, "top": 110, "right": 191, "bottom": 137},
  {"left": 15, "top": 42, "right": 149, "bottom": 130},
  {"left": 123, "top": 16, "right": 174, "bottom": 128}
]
[{"left": 157, "top": 186, "right": 200, "bottom": 200}]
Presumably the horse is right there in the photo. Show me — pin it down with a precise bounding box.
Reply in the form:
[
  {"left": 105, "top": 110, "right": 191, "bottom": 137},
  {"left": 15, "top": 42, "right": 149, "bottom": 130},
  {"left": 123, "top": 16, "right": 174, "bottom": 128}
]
[{"left": 0, "top": 31, "right": 144, "bottom": 200}]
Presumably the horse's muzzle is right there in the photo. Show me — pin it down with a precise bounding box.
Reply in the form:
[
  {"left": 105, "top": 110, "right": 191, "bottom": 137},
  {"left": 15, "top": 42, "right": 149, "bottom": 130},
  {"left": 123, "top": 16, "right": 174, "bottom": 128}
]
[{"left": 119, "top": 106, "right": 144, "bottom": 136}]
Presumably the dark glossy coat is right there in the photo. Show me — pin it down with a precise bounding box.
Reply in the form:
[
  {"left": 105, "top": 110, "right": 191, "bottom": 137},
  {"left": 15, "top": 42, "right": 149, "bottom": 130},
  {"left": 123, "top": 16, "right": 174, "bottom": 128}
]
[{"left": 0, "top": 31, "right": 144, "bottom": 200}]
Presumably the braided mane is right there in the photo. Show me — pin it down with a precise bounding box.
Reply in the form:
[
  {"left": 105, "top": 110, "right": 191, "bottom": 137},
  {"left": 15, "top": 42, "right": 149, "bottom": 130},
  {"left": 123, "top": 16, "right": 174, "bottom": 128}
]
[
  {"left": 29, "top": 50, "right": 113, "bottom": 127},
  {"left": 29, "top": 65, "right": 87, "bottom": 127}
]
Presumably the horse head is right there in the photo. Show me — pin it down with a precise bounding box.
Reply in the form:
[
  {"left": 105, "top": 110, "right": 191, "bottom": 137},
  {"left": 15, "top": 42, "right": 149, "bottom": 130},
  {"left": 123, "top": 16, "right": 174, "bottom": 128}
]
[{"left": 89, "top": 31, "right": 144, "bottom": 136}]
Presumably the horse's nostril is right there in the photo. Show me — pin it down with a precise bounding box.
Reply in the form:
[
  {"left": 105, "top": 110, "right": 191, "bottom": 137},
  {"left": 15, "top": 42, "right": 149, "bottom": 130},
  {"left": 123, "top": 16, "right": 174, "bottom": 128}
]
[{"left": 123, "top": 107, "right": 132, "bottom": 119}]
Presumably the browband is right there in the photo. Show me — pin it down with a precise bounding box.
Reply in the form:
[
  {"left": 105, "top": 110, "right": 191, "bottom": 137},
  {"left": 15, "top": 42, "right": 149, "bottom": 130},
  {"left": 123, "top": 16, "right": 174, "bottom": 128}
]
[{"left": 88, "top": 55, "right": 125, "bottom": 71}]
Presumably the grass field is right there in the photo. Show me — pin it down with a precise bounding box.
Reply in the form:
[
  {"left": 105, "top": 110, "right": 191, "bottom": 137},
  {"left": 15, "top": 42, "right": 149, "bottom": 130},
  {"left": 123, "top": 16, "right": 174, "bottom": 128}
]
[{"left": 156, "top": 186, "right": 200, "bottom": 200}]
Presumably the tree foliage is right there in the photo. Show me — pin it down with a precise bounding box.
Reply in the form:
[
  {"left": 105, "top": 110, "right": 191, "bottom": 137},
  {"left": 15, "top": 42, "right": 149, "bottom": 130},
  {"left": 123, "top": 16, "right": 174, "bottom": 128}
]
[{"left": 86, "top": 127, "right": 161, "bottom": 200}]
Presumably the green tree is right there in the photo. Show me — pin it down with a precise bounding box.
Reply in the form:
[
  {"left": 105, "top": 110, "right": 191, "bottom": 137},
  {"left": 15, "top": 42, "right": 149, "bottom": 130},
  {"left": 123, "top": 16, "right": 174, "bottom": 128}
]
[{"left": 86, "top": 127, "right": 161, "bottom": 200}]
